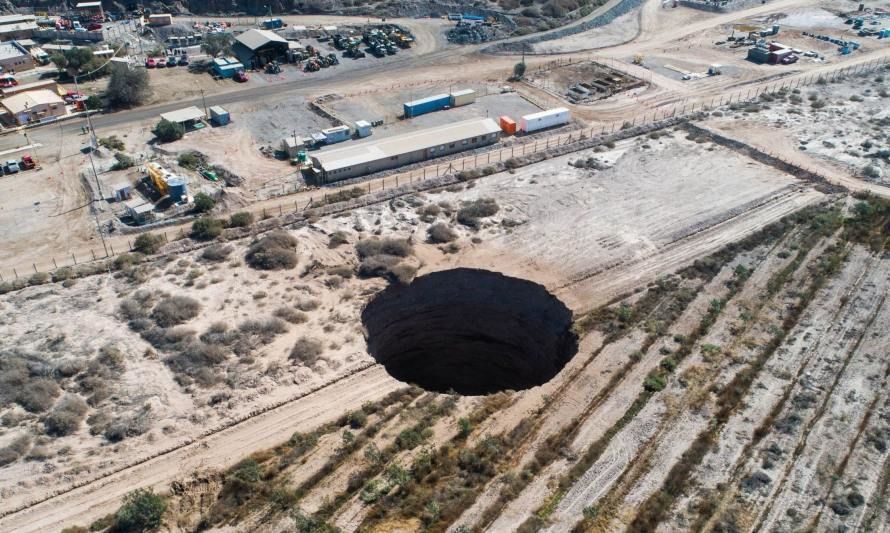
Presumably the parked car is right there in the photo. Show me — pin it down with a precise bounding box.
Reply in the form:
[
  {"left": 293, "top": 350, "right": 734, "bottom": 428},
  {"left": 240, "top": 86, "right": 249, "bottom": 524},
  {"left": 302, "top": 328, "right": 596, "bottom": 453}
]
[
  {"left": 156, "top": 57, "right": 167, "bottom": 67},
  {"left": 234, "top": 69, "right": 248, "bottom": 82},
  {"left": 177, "top": 55, "right": 189, "bottom": 66},
  {"left": 0, "top": 75, "right": 17, "bottom": 88},
  {"left": 145, "top": 57, "right": 157, "bottom": 68},
  {"left": 166, "top": 56, "right": 177, "bottom": 67},
  {"left": 4, "top": 160, "right": 20, "bottom": 174},
  {"left": 86, "top": 22, "right": 102, "bottom": 31}
]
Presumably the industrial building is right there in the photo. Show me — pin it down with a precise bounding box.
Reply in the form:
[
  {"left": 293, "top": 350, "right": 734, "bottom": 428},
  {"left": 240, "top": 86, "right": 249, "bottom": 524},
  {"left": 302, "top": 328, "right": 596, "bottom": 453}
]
[
  {"left": 75, "top": 2, "right": 104, "bottom": 20},
  {"left": 0, "top": 41, "right": 34, "bottom": 73},
  {"left": 233, "top": 29, "right": 288, "bottom": 68},
  {"left": 0, "top": 15, "right": 37, "bottom": 41},
  {"left": 2, "top": 89, "right": 66, "bottom": 124},
  {"left": 310, "top": 117, "right": 501, "bottom": 182}
]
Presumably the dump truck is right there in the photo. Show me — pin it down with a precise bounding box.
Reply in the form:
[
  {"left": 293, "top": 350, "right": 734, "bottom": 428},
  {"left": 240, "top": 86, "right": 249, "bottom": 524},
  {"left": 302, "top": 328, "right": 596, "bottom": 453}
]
[{"left": 20, "top": 154, "right": 36, "bottom": 170}]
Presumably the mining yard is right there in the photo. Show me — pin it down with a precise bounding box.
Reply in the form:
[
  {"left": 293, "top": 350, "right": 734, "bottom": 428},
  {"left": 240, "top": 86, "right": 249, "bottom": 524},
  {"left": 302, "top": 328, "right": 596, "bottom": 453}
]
[{"left": 0, "top": 0, "right": 889, "bottom": 532}]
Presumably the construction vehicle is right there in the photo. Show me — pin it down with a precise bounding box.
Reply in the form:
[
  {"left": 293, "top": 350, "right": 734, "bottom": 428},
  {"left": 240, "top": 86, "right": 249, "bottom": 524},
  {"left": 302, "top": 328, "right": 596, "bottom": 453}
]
[
  {"left": 20, "top": 154, "right": 36, "bottom": 170},
  {"left": 146, "top": 162, "right": 171, "bottom": 195}
]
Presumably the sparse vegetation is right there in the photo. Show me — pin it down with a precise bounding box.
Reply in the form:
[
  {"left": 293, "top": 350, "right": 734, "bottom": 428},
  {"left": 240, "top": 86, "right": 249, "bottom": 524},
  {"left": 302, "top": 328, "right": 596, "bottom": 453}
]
[
  {"left": 457, "top": 198, "right": 500, "bottom": 229},
  {"left": 427, "top": 223, "right": 458, "bottom": 243},
  {"left": 245, "top": 231, "right": 298, "bottom": 270},
  {"left": 132, "top": 233, "right": 164, "bottom": 255},
  {"left": 191, "top": 217, "right": 225, "bottom": 241},
  {"left": 153, "top": 119, "right": 185, "bottom": 143},
  {"left": 114, "top": 488, "right": 167, "bottom": 532},
  {"left": 290, "top": 337, "right": 324, "bottom": 366}
]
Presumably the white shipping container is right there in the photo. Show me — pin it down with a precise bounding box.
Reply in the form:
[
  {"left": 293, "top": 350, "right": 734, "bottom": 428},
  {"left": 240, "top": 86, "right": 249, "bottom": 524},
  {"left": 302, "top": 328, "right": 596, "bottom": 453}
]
[
  {"left": 519, "top": 107, "right": 570, "bottom": 133},
  {"left": 450, "top": 89, "right": 476, "bottom": 107}
]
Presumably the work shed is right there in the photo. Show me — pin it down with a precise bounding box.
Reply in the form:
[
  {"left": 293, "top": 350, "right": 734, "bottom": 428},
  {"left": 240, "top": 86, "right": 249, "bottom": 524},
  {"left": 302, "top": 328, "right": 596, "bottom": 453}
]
[
  {"left": 233, "top": 29, "right": 288, "bottom": 68},
  {"left": 311, "top": 117, "right": 501, "bottom": 183},
  {"left": 160, "top": 106, "right": 205, "bottom": 128}
]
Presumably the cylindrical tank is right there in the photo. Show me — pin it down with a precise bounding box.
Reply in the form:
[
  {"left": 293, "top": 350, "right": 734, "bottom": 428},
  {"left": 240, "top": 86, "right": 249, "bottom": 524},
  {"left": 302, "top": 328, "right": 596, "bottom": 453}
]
[{"left": 167, "top": 176, "right": 187, "bottom": 202}]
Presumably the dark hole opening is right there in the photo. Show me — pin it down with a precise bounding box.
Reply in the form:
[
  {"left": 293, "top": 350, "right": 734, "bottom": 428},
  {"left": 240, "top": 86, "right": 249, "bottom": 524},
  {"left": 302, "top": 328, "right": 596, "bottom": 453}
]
[{"left": 361, "top": 268, "right": 578, "bottom": 395}]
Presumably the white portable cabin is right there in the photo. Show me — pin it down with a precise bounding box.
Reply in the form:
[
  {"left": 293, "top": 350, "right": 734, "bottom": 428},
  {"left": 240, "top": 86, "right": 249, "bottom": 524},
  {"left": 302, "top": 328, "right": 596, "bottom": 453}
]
[
  {"left": 519, "top": 107, "right": 570, "bottom": 133},
  {"left": 450, "top": 89, "right": 476, "bottom": 107}
]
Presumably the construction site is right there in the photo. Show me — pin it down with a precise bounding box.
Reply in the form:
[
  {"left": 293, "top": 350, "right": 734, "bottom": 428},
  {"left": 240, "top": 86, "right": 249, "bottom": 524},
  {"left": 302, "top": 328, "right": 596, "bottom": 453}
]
[{"left": 0, "top": 1, "right": 889, "bottom": 532}]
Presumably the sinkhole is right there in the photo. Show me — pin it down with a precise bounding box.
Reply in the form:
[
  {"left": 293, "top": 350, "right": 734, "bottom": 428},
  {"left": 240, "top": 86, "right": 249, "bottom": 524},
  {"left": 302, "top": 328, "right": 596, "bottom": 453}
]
[{"left": 361, "top": 268, "right": 578, "bottom": 396}]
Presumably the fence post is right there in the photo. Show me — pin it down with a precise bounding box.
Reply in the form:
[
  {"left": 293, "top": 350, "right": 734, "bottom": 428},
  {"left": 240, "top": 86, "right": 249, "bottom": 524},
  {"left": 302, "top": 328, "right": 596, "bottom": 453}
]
[
  {"left": 279, "top": 204, "right": 283, "bottom": 216},
  {"left": 13, "top": 268, "right": 17, "bottom": 279},
  {"left": 52, "top": 257, "right": 58, "bottom": 269},
  {"left": 33, "top": 263, "right": 37, "bottom": 274},
  {"left": 91, "top": 249, "right": 96, "bottom": 261},
  {"left": 109, "top": 243, "right": 114, "bottom": 256},
  {"left": 72, "top": 253, "right": 76, "bottom": 265}
]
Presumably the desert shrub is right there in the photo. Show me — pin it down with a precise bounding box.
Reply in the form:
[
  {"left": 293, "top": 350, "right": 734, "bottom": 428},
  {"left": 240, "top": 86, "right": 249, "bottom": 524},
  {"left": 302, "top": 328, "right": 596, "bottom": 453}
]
[
  {"left": 17, "top": 379, "right": 61, "bottom": 413},
  {"left": 245, "top": 231, "right": 298, "bottom": 270},
  {"left": 643, "top": 373, "right": 667, "bottom": 392},
  {"left": 328, "top": 231, "right": 349, "bottom": 248},
  {"left": 164, "top": 341, "right": 227, "bottom": 386},
  {"left": 312, "top": 186, "right": 365, "bottom": 207},
  {"left": 115, "top": 488, "right": 167, "bottom": 533},
  {"left": 295, "top": 298, "right": 320, "bottom": 312},
  {"left": 191, "top": 217, "right": 224, "bottom": 241},
  {"left": 99, "top": 136, "right": 125, "bottom": 151},
  {"left": 44, "top": 395, "right": 89, "bottom": 436},
  {"left": 151, "top": 295, "right": 200, "bottom": 327},
  {"left": 358, "top": 254, "right": 399, "bottom": 278},
  {"left": 228, "top": 211, "right": 254, "bottom": 228},
  {"left": 457, "top": 198, "right": 499, "bottom": 228},
  {"left": 237, "top": 317, "right": 288, "bottom": 344},
  {"left": 355, "top": 238, "right": 413, "bottom": 259},
  {"left": 274, "top": 307, "right": 308, "bottom": 324},
  {"left": 290, "top": 337, "right": 324, "bottom": 366},
  {"left": 389, "top": 263, "right": 418, "bottom": 284},
  {"left": 111, "top": 152, "right": 135, "bottom": 170},
  {"left": 348, "top": 410, "right": 368, "bottom": 429},
  {"left": 153, "top": 119, "right": 184, "bottom": 143},
  {"left": 327, "top": 265, "right": 354, "bottom": 279},
  {"left": 427, "top": 223, "right": 457, "bottom": 243},
  {"left": 417, "top": 204, "right": 441, "bottom": 223},
  {"left": 201, "top": 243, "right": 233, "bottom": 262},
  {"left": 0, "top": 435, "right": 31, "bottom": 466},
  {"left": 177, "top": 151, "right": 205, "bottom": 170},
  {"left": 132, "top": 233, "right": 164, "bottom": 255},
  {"left": 193, "top": 193, "right": 216, "bottom": 214}
]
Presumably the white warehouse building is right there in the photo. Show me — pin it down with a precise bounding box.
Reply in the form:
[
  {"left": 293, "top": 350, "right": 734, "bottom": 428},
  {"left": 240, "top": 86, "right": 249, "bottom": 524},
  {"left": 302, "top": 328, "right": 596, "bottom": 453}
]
[{"left": 311, "top": 118, "right": 501, "bottom": 183}]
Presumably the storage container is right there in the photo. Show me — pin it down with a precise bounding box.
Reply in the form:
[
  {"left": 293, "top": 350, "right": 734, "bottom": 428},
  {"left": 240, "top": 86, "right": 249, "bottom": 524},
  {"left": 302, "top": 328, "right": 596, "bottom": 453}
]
[
  {"left": 322, "top": 125, "right": 351, "bottom": 143},
  {"left": 209, "top": 106, "right": 229, "bottom": 126},
  {"left": 403, "top": 93, "right": 450, "bottom": 118},
  {"left": 450, "top": 89, "right": 476, "bottom": 107},
  {"left": 519, "top": 108, "right": 570, "bottom": 133},
  {"left": 355, "top": 120, "right": 372, "bottom": 138},
  {"left": 166, "top": 176, "right": 187, "bottom": 202},
  {"left": 499, "top": 115, "right": 516, "bottom": 135}
]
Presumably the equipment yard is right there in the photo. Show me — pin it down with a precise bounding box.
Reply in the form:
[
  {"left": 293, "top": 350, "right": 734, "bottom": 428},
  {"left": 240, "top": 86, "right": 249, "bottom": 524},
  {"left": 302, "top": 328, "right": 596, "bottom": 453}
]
[{"left": 0, "top": 0, "right": 889, "bottom": 532}]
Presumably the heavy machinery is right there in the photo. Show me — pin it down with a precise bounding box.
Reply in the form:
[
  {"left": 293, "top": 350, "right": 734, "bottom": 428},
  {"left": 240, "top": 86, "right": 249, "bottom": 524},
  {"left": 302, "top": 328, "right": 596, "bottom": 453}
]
[
  {"left": 146, "top": 162, "right": 171, "bottom": 195},
  {"left": 304, "top": 59, "right": 320, "bottom": 72},
  {"left": 266, "top": 61, "right": 281, "bottom": 74}
]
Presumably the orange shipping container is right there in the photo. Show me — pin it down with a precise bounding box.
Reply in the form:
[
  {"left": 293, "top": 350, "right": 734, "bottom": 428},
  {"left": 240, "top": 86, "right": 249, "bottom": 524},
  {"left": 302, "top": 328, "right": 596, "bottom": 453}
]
[{"left": 499, "top": 115, "right": 516, "bottom": 135}]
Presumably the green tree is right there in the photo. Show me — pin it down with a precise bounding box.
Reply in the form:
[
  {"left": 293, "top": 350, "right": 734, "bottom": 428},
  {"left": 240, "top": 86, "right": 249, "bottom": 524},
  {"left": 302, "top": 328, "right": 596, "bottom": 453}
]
[
  {"left": 193, "top": 192, "right": 216, "bottom": 213},
  {"left": 201, "top": 33, "right": 234, "bottom": 58},
  {"left": 132, "top": 233, "right": 164, "bottom": 255},
  {"left": 513, "top": 60, "right": 526, "bottom": 79},
  {"left": 153, "top": 119, "right": 184, "bottom": 143},
  {"left": 228, "top": 211, "right": 254, "bottom": 227},
  {"left": 190, "top": 217, "right": 224, "bottom": 240},
  {"left": 85, "top": 94, "right": 102, "bottom": 110},
  {"left": 115, "top": 488, "right": 166, "bottom": 532},
  {"left": 106, "top": 66, "right": 150, "bottom": 108}
]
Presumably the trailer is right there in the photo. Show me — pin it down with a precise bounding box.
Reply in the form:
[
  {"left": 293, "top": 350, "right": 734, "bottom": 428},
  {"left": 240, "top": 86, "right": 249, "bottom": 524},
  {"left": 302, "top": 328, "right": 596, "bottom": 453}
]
[
  {"left": 450, "top": 89, "right": 476, "bottom": 107},
  {"left": 519, "top": 108, "right": 570, "bottom": 133},
  {"left": 403, "top": 93, "right": 450, "bottom": 118}
]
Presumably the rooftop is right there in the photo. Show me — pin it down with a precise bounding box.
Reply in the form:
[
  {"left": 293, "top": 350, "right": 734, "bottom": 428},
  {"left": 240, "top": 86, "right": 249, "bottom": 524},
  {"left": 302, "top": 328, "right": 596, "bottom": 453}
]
[
  {"left": 314, "top": 118, "right": 501, "bottom": 172},
  {"left": 160, "top": 106, "right": 205, "bottom": 124},
  {"left": 0, "top": 41, "right": 27, "bottom": 61},
  {"left": 75, "top": 2, "right": 103, "bottom": 7},
  {"left": 1, "top": 89, "right": 64, "bottom": 114},
  {"left": 235, "top": 28, "right": 287, "bottom": 50},
  {"left": 0, "top": 22, "right": 38, "bottom": 34},
  {"left": 0, "top": 14, "right": 36, "bottom": 26}
]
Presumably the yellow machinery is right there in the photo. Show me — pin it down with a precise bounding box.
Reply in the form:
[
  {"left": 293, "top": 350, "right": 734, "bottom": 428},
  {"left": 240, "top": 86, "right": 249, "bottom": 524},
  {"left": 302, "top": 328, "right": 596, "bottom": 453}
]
[{"left": 146, "top": 162, "right": 172, "bottom": 196}]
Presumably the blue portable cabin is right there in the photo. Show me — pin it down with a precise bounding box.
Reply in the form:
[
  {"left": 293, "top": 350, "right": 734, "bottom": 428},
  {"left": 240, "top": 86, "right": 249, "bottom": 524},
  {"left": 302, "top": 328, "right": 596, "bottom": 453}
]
[
  {"left": 212, "top": 57, "right": 244, "bottom": 78},
  {"left": 209, "top": 106, "right": 230, "bottom": 126},
  {"left": 461, "top": 14, "right": 485, "bottom": 21},
  {"left": 262, "top": 18, "right": 283, "bottom": 29},
  {"left": 403, "top": 93, "right": 451, "bottom": 118}
]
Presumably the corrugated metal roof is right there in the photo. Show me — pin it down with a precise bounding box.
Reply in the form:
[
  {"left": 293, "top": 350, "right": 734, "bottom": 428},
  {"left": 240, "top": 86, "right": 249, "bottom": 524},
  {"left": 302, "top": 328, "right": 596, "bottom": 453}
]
[
  {"left": 314, "top": 118, "right": 500, "bottom": 172},
  {"left": 0, "top": 41, "right": 28, "bottom": 61},
  {"left": 160, "top": 106, "right": 205, "bottom": 123},
  {"left": 235, "top": 28, "right": 287, "bottom": 50},
  {"left": 0, "top": 14, "right": 36, "bottom": 25},
  {"left": 451, "top": 89, "right": 475, "bottom": 97},
  {"left": 76, "top": 2, "right": 103, "bottom": 7}
]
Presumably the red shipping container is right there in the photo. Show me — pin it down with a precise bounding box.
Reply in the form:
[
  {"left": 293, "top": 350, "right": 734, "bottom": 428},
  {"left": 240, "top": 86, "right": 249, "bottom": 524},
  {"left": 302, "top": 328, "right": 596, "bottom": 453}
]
[{"left": 499, "top": 115, "right": 516, "bottom": 135}]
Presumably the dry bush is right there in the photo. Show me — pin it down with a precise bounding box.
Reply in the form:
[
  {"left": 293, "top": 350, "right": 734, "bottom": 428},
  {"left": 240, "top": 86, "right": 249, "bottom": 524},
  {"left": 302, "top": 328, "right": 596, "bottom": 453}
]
[
  {"left": 328, "top": 231, "right": 349, "bottom": 248},
  {"left": 132, "top": 233, "right": 164, "bottom": 255},
  {"left": 102, "top": 409, "right": 152, "bottom": 442},
  {"left": 118, "top": 290, "right": 157, "bottom": 321},
  {"left": 17, "top": 379, "right": 61, "bottom": 413},
  {"left": 417, "top": 204, "right": 441, "bottom": 223},
  {"left": 457, "top": 198, "right": 499, "bottom": 229},
  {"left": 44, "top": 395, "right": 89, "bottom": 436},
  {"left": 228, "top": 211, "right": 254, "bottom": 228},
  {"left": 427, "top": 223, "right": 457, "bottom": 244},
  {"left": 327, "top": 265, "right": 354, "bottom": 279},
  {"left": 245, "top": 231, "right": 298, "bottom": 270},
  {"left": 151, "top": 295, "right": 201, "bottom": 327},
  {"left": 290, "top": 337, "right": 324, "bottom": 366},
  {"left": 355, "top": 238, "right": 413, "bottom": 259},
  {"left": 295, "top": 298, "right": 320, "bottom": 311},
  {"left": 190, "top": 217, "right": 225, "bottom": 241},
  {"left": 274, "top": 307, "right": 308, "bottom": 324},
  {"left": 238, "top": 317, "right": 289, "bottom": 344},
  {"left": 164, "top": 341, "right": 228, "bottom": 386},
  {"left": 201, "top": 244, "right": 234, "bottom": 262},
  {"left": 0, "top": 434, "right": 32, "bottom": 466}
]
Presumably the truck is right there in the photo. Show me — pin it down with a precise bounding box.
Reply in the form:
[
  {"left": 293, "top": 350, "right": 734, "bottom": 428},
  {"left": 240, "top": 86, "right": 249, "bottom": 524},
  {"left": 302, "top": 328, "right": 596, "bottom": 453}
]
[{"left": 20, "top": 154, "right": 36, "bottom": 170}]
